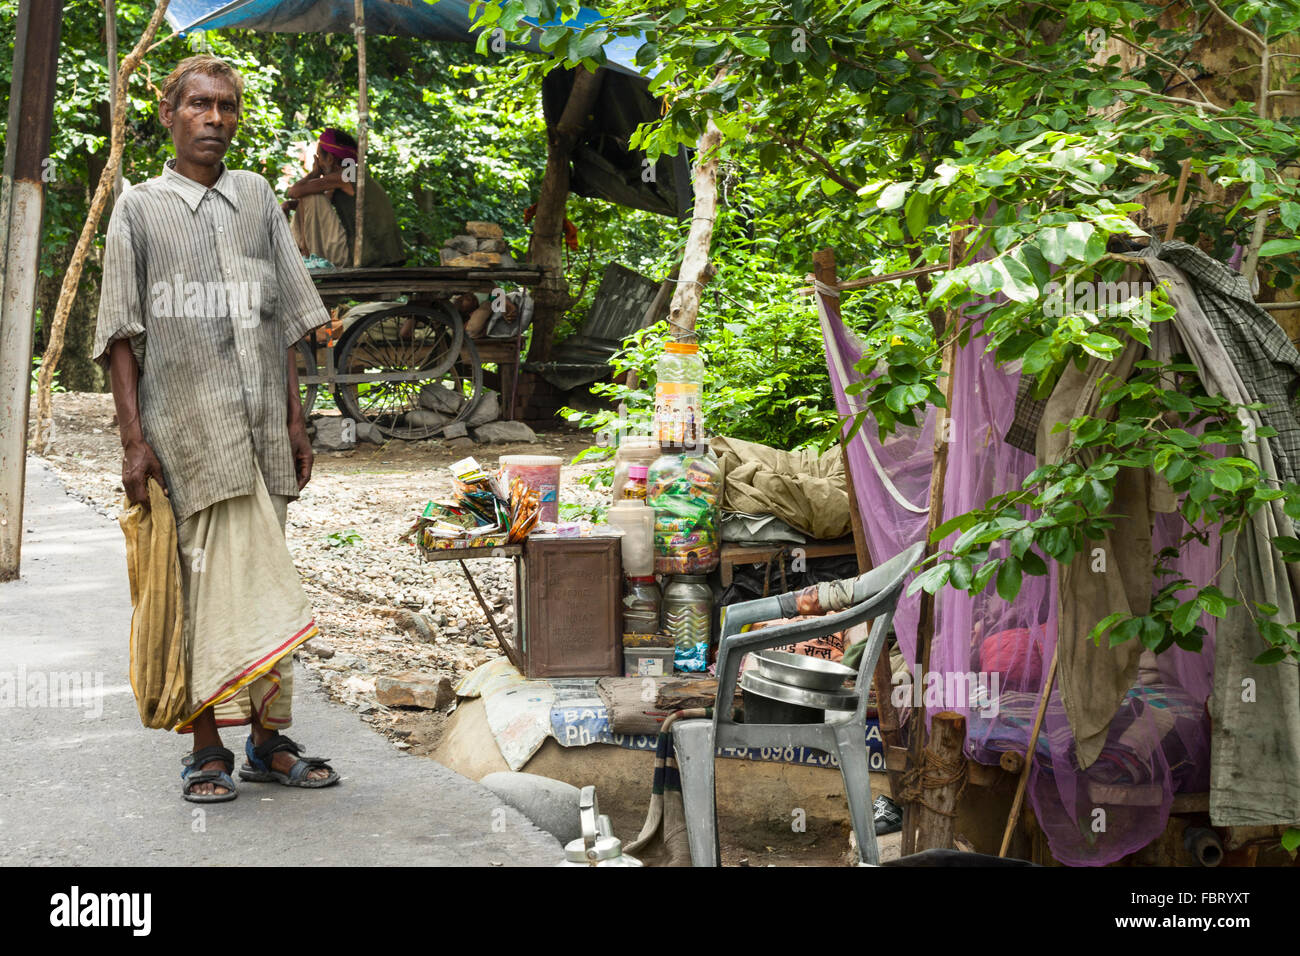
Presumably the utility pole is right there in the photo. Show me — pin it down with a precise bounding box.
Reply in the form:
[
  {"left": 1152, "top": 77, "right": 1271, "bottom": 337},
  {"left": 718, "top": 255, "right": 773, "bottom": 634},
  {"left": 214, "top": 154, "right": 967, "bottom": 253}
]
[{"left": 0, "top": 1, "right": 65, "bottom": 581}]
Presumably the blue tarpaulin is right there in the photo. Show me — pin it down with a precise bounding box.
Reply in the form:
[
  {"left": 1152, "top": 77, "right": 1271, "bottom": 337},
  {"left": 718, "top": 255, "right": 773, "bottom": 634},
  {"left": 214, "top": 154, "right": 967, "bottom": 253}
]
[
  {"left": 165, "top": 0, "right": 647, "bottom": 78},
  {"left": 163, "top": 0, "right": 689, "bottom": 217}
]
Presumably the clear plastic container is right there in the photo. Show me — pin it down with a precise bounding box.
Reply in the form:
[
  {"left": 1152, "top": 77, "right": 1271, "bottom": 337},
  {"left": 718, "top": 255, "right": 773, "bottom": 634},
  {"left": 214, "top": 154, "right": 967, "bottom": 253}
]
[
  {"left": 647, "top": 450, "right": 721, "bottom": 574},
  {"left": 606, "top": 500, "right": 655, "bottom": 577},
  {"left": 654, "top": 342, "right": 705, "bottom": 450},
  {"left": 500, "top": 454, "right": 562, "bottom": 523},
  {"left": 622, "top": 575, "right": 662, "bottom": 639},
  {"left": 663, "top": 574, "right": 712, "bottom": 672},
  {"left": 623, "top": 464, "right": 648, "bottom": 500},
  {"left": 611, "top": 436, "right": 660, "bottom": 502}
]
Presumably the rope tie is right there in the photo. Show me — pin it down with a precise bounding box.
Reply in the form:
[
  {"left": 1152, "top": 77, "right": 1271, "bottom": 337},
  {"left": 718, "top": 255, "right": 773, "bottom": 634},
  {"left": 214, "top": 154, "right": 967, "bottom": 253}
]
[{"left": 898, "top": 745, "right": 968, "bottom": 818}]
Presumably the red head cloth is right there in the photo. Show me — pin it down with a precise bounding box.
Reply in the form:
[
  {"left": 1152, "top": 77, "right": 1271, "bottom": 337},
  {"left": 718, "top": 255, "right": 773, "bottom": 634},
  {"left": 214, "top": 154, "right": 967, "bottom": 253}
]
[{"left": 318, "top": 128, "right": 358, "bottom": 164}]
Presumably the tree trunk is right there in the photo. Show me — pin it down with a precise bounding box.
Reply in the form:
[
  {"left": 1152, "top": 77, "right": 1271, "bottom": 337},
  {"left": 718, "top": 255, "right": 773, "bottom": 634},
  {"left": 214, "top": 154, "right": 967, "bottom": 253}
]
[
  {"left": 667, "top": 119, "right": 723, "bottom": 339},
  {"left": 525, "top": 66, "right": 603, "bottom": 362}
]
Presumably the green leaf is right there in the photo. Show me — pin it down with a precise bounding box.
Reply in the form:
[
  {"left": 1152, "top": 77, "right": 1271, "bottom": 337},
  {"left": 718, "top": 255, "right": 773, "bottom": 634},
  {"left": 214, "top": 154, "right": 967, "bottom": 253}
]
[
  {"left": 996, "top": 554, "right": 1023, "bottom": 602},
  {"left": 1210, "top": 461, "right": 1244, "bottom": 492},
  {"left": 1038, "top": 228, "right": 1068, "bottom": 265},
  {"left": 1254, "top": 647, "right": 1287, "bottom": 665},
  {"left": 574, "top": 29, "right": 610, "bottom": 60},
  {"left": 1282, "top": 828, "right": 1300, "bottom": 853},
  {"left": 733, "top": 35, "right": 770, "bottom": 57},
  {"left": 993, "top": 256, "right": 1038, "bottom": 303},
  {"left": 877, "top": 181, "right": 912, "bottom": 210},
  {"left": 1172, "top": 600, "right": 1201, "bottom": 634},
  {"left": 1259, "top": 239, "right": 1300, "bottom": 257},
  {"left": 908, "top": 563, "right": 950, "bottom": 596},
  {"left": 1272, "top": 535, "right": 1300, "bottom": 561},
  {"left": 1198, "top": 589, "right": 1228, "bottom": 618},
  {"left": 1021, "top": 549, "right": 1048, "bottom": 576},
  {"left": 1063, "top": 222, "right": 1095, "bottom": 261},
  {"left": 1089, "top": 611, "right": 1127, "bottom": 646},
  {"left": 1281, "top": 203, "right": 1300, "bottom": 232},
  {"left": 905, "top": 192, "right": 930, "bottom": 240}
]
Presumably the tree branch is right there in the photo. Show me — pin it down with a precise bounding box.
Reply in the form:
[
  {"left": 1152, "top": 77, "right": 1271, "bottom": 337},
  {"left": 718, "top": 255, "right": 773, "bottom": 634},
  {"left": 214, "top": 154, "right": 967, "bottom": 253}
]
[
  {"left": 35, "top": 0, "right": 172, "bottom": 451},
  {"left": 1204, "top": 0, "right": 1265, "bottom": 51},
  {"left": 773, "top": 135, "right": 863, "bottom": 194},
  {"left": 1111, "top": 33, "right": 1218, "bottom": 108}
]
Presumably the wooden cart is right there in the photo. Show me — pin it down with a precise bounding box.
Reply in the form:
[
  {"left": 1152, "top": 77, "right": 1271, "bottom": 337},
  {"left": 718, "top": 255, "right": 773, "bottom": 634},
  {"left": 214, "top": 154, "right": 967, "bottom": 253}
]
[{"left": 296, "top": 264, "right": 543, "bottom": 439}]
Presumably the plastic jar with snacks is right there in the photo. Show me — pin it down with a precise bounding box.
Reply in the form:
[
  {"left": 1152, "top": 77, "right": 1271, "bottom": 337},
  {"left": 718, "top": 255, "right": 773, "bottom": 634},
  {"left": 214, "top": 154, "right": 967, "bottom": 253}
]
[{"left": 647, "top": 450, "right": 721, "bottom": 575}]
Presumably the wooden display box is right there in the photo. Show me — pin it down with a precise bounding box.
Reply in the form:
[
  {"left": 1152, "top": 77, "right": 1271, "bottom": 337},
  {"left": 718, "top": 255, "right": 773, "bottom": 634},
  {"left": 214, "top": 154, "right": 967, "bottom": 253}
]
[{"left": 513, "top": 534, "right": 622, "bottom": 679}]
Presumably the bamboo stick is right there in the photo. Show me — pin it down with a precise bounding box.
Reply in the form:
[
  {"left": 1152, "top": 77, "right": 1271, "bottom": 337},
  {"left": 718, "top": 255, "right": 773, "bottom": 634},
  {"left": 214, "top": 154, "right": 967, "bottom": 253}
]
[{"left": 998, "top": 642, "right": 1059, "bottom": 858}]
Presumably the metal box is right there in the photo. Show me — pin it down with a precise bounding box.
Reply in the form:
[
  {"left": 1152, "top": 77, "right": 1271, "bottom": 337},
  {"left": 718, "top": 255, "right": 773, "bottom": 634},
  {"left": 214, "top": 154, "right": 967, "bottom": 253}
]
[{"left": 514, "top": 534, "right": 622, "bottom": 679}]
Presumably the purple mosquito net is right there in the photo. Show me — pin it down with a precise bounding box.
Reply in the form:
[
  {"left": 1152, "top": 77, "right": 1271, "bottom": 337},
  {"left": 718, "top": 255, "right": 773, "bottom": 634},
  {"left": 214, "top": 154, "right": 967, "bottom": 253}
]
[{"left": 818, "top": 287, "right": 1216, "bottom": 866}]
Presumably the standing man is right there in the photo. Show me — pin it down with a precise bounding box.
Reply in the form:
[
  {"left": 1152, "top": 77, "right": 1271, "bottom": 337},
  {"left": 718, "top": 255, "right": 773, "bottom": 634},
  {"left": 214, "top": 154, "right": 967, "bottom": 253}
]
[{"left": 93, "top": 55, "right": 340, "bottom": 802}]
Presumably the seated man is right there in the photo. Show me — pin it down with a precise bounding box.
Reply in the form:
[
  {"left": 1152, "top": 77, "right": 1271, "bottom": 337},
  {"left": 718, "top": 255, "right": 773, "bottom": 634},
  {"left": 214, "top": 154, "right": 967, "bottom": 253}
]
[{"left": 283, "top": 128, "right": 404, "bottom": 268}]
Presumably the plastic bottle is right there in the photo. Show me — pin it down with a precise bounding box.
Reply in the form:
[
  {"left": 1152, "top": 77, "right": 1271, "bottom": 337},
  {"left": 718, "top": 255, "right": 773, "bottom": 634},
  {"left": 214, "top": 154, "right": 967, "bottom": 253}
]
[
  {"left": 654, "top": 342, "right": 705, "bottom": 449},
  {"left": 663, "top": 574, "right": 712, "bottom": 672},
  {"left": 623, "top": 464, "right": 648, "bottom": 500}
]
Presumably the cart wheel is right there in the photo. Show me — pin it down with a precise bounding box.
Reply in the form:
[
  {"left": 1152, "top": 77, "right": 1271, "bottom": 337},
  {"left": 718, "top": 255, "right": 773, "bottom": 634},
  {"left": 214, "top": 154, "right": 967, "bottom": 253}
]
[
  {"left": 295, "top": 338, "right": 318, "bottom": 419},
  {"left": 333, "top": 304, "right": 481, "bottom": 440}
]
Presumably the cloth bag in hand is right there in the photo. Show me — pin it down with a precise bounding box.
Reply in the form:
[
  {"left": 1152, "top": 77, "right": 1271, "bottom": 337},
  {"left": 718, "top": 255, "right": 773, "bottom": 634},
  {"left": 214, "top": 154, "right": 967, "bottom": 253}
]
[{"left": 119, "top": 477, "right": 188, "bottom": 729}]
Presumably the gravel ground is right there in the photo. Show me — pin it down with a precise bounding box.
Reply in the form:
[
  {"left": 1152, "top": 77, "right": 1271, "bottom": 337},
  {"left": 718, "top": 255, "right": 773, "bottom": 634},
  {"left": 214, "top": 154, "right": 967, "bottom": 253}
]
[{"left": 28, "top": 391, "right": 610, "bottom": 750}]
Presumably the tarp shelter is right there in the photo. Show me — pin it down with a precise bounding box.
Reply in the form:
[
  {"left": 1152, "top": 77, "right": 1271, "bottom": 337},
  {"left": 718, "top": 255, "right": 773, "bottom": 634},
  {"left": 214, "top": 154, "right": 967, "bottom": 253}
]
[{"left": 164, "top": 0, "right": 692, "bottom": 217}]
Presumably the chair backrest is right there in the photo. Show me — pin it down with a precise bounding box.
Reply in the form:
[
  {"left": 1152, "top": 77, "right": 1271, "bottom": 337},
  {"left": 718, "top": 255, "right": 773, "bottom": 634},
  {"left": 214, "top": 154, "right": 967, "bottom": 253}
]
[{"left": 713, "top": 541, "right": 925, "bottom": 727}]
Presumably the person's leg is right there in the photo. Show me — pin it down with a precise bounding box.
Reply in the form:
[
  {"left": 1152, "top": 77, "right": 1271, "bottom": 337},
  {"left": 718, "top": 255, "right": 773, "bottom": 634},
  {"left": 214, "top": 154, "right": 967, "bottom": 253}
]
[
  {"left": 243, "top": 656, "right": 330, "bottom": 782},
  {"left": 187, "top": 708, "right": 230, "bottom": 797},
  {"left": 291, "top": 192, "right": 349, "bottom": 266}
]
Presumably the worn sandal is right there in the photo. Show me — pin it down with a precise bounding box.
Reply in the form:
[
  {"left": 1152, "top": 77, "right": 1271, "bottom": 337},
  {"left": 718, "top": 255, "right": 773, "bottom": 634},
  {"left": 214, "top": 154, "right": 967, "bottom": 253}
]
[
  {"left": 182, "top": 745, "right": 238, "bottom": 803},
  {"left": 239, "top": 733, "right": 339, "bottom": 789}
]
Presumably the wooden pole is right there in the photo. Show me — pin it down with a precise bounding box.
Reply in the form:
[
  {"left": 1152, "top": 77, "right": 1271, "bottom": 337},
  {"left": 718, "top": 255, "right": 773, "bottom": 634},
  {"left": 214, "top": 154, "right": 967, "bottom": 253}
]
[
  {"left": 352, "top": 0, "right": 367, "bottom": 268},
  {"left": 901, "top": 236, "right": 961, "bottom": 856},
  {"left": 998, "top": 644, "right": 1059, "bottom": 858},
  {"left": 813, "top": 246, "right": 906, "bottom": 801},
  {"left": 1163, "top": 159, "right": 1191, "bottom": 243},
  {"left": 0, "top": 0, "right": 65, "bottom": 580},
  {"left": 912, "top": 711, "right": 967, "bottom": 852}
]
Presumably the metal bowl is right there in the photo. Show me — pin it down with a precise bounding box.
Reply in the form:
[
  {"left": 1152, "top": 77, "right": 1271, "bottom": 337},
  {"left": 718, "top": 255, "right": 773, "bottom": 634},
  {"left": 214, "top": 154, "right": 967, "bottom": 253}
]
[
  {"left": 753, "top": 650, "right": 857, "bottom": 692},
  {"left": 740, "top": 670, "right": 859, "bottom": 713}
]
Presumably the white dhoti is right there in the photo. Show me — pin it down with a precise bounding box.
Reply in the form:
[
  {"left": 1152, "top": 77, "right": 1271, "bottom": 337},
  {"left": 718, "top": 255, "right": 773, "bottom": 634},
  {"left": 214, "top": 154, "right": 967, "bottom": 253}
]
[{"left": 173, "top": 467, "right": 316, "bottom": 733}]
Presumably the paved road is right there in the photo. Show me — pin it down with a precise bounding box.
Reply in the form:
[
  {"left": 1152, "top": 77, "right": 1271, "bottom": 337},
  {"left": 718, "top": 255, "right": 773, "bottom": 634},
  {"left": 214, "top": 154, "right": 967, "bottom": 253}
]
[{"left": 0, "top": 457, "right": 562, "bottom": 866}]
